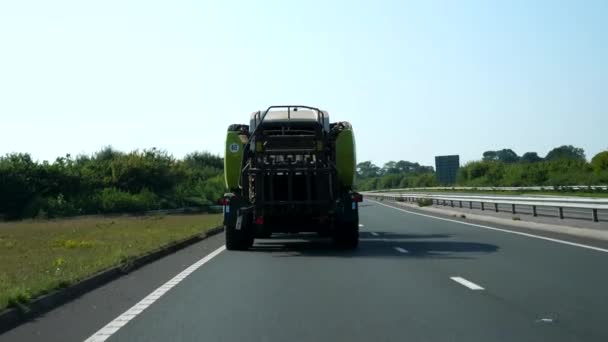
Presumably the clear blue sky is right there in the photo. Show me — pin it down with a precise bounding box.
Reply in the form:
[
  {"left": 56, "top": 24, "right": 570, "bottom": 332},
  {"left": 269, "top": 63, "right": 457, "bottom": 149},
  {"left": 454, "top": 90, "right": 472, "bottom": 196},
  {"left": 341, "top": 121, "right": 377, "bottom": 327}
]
[{"left": 1, "top": 0, "right": 606, "bottom": 167}]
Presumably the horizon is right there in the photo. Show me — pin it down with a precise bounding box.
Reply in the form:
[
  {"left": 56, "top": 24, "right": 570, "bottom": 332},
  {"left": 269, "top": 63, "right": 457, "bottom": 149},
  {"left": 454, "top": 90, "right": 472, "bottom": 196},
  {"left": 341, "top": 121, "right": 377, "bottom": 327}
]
[{"left": 1, "top": 1, "right": 606, "bottom": 166}]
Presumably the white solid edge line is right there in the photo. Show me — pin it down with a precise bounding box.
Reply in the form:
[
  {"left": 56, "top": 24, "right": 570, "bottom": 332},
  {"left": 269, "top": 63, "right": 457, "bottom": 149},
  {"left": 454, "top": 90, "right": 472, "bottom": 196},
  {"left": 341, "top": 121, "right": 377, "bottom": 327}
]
[
  {"left": 84, "top": 245, "right": 226, "bottom": 342},
  {"left": 370, "top": 200, "right": 608, "bottom": 254},
  {"left": 394, "top": 247, "right": 408, "bottom": 253},
  {"left": 370, "top": 232, "right": 379, "bottom": 236},
  {"left": 359, "top": 224, "right": 365, "bottom": 227},
  {"left": 451, "top": 276, "right": 484, "bottom": 290}
]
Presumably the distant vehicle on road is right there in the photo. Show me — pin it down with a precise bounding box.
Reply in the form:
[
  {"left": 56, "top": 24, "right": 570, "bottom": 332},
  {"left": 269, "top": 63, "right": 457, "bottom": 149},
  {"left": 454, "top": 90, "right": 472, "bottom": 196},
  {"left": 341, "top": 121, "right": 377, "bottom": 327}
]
[{"left": 220, "top": 105, "right": 362, "bottom": 250}]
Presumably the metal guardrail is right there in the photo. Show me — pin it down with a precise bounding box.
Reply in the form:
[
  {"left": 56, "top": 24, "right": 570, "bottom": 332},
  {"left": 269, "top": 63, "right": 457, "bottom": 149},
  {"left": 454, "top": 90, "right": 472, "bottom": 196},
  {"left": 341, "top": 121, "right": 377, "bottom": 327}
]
[
  {"left": 365, "top": 192, "right": 608, "bottom": 222},
  {"left": 376, "top": 186, "right": 608, "bottom": 192},
  {"left": 372, "top": 193, "right": 608, "bottom": 204}
]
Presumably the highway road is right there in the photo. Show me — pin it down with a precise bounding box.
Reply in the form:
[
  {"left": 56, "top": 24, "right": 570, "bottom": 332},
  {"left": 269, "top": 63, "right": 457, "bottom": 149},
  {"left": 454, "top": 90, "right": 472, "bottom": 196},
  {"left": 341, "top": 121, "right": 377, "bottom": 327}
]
[{"left": 3, "top": 200, "right": 608, "bottom": 341}]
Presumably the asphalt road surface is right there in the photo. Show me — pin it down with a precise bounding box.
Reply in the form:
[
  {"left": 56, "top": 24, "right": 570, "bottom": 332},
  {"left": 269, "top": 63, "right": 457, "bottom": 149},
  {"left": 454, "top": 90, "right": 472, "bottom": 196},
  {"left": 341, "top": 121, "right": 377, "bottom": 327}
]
[{"left": 3, "top": 200, "right": 608, "bottom": 342}]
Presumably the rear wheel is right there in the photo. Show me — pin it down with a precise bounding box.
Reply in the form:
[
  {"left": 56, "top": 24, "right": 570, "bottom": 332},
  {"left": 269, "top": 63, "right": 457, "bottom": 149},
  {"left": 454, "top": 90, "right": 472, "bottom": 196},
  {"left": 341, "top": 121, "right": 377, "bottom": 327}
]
[
  {"left": 317, "top": 223, "right": 332, "bottom": 237},
  {"left": 255, "top": 229, "right": 272, "bottom": 239},
  {"left": 332, "top": 221, "right": 359, "bottom": 249},
  {"left": 225, "top": 213, "right": 254, "bottom": 250}
]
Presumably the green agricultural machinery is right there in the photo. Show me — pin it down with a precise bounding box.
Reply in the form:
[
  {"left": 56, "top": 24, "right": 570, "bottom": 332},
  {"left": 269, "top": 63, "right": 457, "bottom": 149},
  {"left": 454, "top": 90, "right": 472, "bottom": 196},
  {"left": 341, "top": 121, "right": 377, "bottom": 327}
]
[{"left": 220, "top": 105, "right": 362, "bottom": 250}]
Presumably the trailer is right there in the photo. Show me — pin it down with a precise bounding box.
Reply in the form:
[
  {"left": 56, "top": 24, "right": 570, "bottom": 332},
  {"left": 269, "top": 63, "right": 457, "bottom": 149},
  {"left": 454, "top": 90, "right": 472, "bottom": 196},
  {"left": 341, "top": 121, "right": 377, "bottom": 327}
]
[{"left": 220, "top": 105, "right": 362, "bottom": 250}]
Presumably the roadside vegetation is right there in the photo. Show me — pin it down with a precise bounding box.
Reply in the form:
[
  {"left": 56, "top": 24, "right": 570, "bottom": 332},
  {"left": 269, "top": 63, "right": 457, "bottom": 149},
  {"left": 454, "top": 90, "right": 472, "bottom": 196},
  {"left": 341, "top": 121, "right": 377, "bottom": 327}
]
[
  {"left": 0, "top": 147, "right": 225, "bottom": 220},
  {"left": 356, "top": 146, "right": 608, "bottom": 193},
  {"left": 355, "top": 160, "right": 438, "bottom": 191},
  {"left": 0, "top": 213, "right": 222, "bottom": 311}
]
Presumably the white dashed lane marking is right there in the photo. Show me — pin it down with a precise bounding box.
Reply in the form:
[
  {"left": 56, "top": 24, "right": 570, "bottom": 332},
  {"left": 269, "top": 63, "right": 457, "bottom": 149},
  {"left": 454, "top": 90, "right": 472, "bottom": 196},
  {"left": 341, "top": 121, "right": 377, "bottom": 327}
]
[
  {"left": 450, "top": 276, "right": 484, "bottom": 290},
  {"left": 394, "top": 247, "right": 409, "bottom": 254}
]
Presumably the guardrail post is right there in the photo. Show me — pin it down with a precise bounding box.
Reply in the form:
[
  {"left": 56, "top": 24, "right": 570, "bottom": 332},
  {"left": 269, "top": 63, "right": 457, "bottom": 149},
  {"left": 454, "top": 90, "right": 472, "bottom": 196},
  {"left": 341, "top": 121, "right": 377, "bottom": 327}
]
[
  {"left": 494, "top": 203, "right": 499, "bottom": 212},
  {"left": 469, "top": 201, "right": 473, "bottom": 209},
  {"left": 558, "top": 207, "right": 564, "bottom": 219},
  {"left": 443, "top": 200, "right": 446, "bottom": 206},
  {"left": 450, "top": 200, "right": 454, "bottom": 207},
  {"left": 512, "top": 204, "right": 516, "bottom": 214},
  {"left": 481, "top": 202, "right": 484, "bottom": 211},
  {"left": 592, "top": 209, "right": 598, "bottom": 222},
  {"left": 533, "top": 205, "right": 537, "bottom": 217},
  {"left": 459, "top": 201, "right": 463, "bottom": 208}
]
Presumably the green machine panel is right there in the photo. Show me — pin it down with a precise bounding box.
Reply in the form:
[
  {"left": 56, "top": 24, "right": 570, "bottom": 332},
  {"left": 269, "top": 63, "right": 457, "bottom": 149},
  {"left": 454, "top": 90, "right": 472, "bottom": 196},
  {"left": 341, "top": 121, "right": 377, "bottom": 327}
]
[
  {"left": 224, "top": 130, "right": 248, "bottom": 190},
  {"left": 335, "top": 127, "right": 356, "bottom": 188}
]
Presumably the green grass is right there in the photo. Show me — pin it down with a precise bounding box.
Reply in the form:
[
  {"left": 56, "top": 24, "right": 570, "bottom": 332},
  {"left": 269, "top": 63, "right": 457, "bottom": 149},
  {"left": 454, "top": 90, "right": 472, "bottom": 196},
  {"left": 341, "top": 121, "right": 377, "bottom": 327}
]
[{"left": 0, "top": 213, "right": 222, "bottom": 311}]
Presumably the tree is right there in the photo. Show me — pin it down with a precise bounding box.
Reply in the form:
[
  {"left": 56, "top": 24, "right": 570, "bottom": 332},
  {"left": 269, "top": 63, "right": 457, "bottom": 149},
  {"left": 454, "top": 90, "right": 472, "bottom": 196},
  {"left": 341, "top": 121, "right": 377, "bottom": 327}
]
[
  {"left": 591, "top": 151, "right": 608, "bottom": 173},
  {"left": 545, "top": 145, "right": 586, "bottom": 162},
  {"left": 94, "top": 145, "right": 123, "bottom": 162},
  {"left": 482, "top": 151, "right": 498, "bottom": 161},
  {"left": 521, "top": 152, "right": 543, "bottom": 163},
  {"left": 483, "top": 149, "right": 519, "bottom": 163},
  {"left": 382, "top": 161, "right": 399, "bottom": 175},
  {"left": 0, "top": 153, "right": 39, "bottom": 218},
  {"left": 0, "top": 147, "right": 227, "bottom": 219},
  {"left": 496, "top": 149, "right": 519, "bottom": 163},
  {"left": 184, "top": 151, "right": 223, "bottom": 170},
  {"left": 356, "top": 161, "right": 381, "bottom": 178}
]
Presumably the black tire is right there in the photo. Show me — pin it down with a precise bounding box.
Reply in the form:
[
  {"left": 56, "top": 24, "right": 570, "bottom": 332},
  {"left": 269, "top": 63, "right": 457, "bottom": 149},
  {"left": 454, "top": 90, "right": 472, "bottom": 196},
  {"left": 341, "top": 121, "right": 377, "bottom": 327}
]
[
  {"left": 317, "top": 230, "right": 332, "bottom": 238},
  {"left": 332, "top": 221, "right": 359, "bottom": 249},
  {"left": 225, "top": 215, "right": 254, "bottom": 250},
  {"left": 256, "top": 229, "right": 272, "bottom": 239}
]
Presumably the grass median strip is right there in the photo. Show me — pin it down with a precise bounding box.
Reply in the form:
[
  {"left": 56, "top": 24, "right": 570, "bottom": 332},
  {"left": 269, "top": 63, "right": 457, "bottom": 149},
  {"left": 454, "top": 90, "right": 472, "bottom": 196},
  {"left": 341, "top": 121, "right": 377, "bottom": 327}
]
[{"left": 0, "top": 213, "right": 222, "bottom": 311}]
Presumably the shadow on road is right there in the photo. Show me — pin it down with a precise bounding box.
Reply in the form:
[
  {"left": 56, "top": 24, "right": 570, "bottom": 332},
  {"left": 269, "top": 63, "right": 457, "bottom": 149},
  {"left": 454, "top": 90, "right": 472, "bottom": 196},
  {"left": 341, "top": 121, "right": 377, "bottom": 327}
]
[
  {"left": 250, "top": 232, "right": 499, "bottom": 259},
  {"left": 368, "top": 232, "right": 451, "bottom": 239}
]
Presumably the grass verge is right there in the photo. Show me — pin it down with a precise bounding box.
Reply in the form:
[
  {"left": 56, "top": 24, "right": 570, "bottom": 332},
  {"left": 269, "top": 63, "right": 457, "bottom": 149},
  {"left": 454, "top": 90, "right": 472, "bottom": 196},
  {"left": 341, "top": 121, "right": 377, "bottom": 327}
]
[{"left": 0, "top": 213, "right": 221, "bottom": 311}]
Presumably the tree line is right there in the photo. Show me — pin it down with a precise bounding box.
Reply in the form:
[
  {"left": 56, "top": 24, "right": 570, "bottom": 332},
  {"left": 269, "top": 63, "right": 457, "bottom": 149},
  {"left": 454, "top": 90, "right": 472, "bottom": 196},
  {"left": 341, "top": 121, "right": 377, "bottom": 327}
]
[
  {"left": 3, "top": 144, "right": 607, "bottom": 219},
  {"left": 355, "top": 145, "right": 608, "bottom": 191},
  {"left": 0, "top": 147, "right": 225, "bottom": 220},
  {"left": 459, "top": 145, "right": 608, "bottom": 186},
  {"left": 355, "top": 160, "right": 438, "bottom": 191}
]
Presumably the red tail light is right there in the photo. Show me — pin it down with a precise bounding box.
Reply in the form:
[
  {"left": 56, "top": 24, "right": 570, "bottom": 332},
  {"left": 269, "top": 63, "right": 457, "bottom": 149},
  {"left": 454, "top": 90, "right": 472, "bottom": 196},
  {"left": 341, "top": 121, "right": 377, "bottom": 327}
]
[
  {"left": 352, "top": 193, "right": 363, "bottom": 203},
  {"left": 218, "top": 198, "right": 230, "bottom": 206},
  {"left": 255, "top": 216, "right": 265, "bottom": 225}
]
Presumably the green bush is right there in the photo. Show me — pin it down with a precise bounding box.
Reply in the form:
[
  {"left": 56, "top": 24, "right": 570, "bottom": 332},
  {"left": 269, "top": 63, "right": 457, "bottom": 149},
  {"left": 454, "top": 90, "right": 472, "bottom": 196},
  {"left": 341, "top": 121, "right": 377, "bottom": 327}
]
[
  {"left": 0, "top": 148, "right": 224, "bottom": 219},
  {"left": 97, "top": 188, "right": 159, "bottom": 213},
  {"left": 46, "top": 194, "right": 80, "bottom": 217}
]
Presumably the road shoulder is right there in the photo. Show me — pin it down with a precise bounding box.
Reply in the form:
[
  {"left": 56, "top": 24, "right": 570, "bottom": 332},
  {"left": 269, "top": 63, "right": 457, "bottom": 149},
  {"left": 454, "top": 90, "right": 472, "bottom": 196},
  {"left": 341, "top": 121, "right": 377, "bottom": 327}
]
[
  {"left": 0, "top": 232, "right": 226, "bottom": 342},
  {"left": 369, "top": 199, "right": 608, "bottom": 252}
]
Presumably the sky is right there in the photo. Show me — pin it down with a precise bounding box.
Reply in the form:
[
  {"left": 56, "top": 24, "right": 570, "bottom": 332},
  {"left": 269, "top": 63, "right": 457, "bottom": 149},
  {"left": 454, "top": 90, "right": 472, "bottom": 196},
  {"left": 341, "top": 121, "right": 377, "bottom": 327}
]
[{"left": 1, "top": 0, "right": 607, "bottom": 167}]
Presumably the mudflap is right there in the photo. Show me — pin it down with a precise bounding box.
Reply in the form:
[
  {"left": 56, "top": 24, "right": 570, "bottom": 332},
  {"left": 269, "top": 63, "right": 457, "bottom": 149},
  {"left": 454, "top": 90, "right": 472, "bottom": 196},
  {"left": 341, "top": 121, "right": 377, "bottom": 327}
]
[
  {"left": 222, "top": 194, "right": 255, "bottom": 250},
  {"left": 332, "top": 191, "right": 360, "bottom": 248}
]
